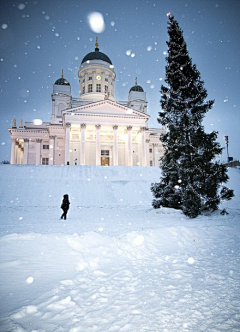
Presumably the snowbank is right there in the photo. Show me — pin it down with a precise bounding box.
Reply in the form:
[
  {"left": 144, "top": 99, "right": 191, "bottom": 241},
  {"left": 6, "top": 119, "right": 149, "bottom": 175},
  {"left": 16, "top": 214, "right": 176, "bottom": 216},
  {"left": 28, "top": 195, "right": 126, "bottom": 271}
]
[{"left": 0, "top": 165, "right": 239, "bottom": 331}]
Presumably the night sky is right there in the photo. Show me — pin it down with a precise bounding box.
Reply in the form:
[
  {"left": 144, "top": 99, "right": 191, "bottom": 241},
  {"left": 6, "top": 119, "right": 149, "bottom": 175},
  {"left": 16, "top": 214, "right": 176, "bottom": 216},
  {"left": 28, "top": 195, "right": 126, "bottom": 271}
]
[{"left": 0, "top": 0, "right": 239, "bottom": 163}]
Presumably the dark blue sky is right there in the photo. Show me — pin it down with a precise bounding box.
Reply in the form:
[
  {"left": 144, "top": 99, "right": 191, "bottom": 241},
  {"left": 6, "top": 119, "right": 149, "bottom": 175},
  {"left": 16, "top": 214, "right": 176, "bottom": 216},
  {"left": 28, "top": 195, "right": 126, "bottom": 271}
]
[{"left": 0, "top": 0, "right": 239, "bottom": 162}]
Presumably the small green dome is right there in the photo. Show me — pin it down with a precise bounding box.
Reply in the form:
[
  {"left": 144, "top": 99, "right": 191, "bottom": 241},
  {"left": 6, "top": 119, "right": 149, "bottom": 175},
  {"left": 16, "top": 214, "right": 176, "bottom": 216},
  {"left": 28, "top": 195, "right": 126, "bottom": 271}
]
[
  {"left": 129, "top": 85, "right": 144, "bottom": 93},
  {"left": 129, "top": 78, "right": 144, "bottom": 93},
  {"left": 54, "top": 77, "right": 70, "bottom": 86}
]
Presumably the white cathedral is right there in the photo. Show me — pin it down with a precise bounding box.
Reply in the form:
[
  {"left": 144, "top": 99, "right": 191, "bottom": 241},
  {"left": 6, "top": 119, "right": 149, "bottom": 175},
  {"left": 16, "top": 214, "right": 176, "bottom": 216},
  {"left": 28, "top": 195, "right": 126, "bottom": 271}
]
[{"left": 9, "top": 39, "right": 165, "bottom": 167}]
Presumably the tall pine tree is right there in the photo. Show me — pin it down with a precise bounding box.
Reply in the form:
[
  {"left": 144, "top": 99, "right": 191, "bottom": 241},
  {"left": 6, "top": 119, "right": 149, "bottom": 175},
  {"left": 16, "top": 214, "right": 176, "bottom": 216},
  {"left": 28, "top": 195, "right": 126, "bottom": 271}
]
[{"left": 151, "top": 15, "right": 234, "bottom": 218}]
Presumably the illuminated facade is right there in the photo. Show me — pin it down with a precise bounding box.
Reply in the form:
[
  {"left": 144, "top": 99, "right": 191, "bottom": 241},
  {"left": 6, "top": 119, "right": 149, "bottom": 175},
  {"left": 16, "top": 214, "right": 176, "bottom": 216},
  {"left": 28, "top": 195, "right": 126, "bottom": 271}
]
[{"left": 8, "top": 39, "right": 165, "bottom": 166}]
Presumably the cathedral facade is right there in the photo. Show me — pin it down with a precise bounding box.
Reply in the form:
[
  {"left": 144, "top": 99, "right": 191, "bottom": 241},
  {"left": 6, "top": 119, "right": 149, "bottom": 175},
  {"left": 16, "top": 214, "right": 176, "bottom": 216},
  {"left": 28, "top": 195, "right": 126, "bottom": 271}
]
[{"left": 8, "top": 40, "right": 165, "bottom": 167}]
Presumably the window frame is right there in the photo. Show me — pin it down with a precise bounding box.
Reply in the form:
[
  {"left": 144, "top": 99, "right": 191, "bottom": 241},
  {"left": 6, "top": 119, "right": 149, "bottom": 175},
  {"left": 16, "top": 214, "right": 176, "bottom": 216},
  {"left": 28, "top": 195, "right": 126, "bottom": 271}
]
[
  {"left": 96, "top": 84, "right": 101, "bottom": 92},
  {"left": 88, "top": 84, "right": 93, "bottom": 93}
]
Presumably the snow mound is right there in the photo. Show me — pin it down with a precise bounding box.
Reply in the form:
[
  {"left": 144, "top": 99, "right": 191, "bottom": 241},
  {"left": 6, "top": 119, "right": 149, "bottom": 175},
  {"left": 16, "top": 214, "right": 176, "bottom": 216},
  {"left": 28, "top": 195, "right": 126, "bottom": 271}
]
[{"left": 0, "top": 165, "right": 239, "bottom": 331}]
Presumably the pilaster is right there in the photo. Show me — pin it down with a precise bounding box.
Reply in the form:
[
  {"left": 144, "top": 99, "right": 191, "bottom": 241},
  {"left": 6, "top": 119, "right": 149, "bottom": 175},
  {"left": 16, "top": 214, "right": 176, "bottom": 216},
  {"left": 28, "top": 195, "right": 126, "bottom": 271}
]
[
  {"left": 49, "top": 135, "right": 55, "bottom": 165},
  {"left": 65, "top": 123, "right": 71, "bottom": 165},
  {"left": 141, "top": 127, "right": 147, "bottom": 166},
  {"left": 23, "top": 138, "right": 29, "bottom": 165},
  {"left": 35, "top": 139, "right": 42, "bottom": 165},
  {"left": 127, "top": 126, "right": 133, "bottom": 166},
  {"left": 113, "top": 125, "right": 118, "bottom": 166},
  {"left": 80, "top": 123, "right": 86, "bottom": 165},
  {"left": 95, "top": 124, "right": 101, "bottom": 166}
]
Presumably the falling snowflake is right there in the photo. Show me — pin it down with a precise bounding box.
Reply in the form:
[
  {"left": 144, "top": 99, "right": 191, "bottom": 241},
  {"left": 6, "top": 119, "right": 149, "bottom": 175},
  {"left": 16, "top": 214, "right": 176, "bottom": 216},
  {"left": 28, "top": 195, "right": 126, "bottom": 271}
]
[
  {"left": 188, "top": 257, "right": 195, "bottom": 264},
  {"left": 18, "top": 3, "right": 26, "bottom": 10},
  {"left": 33, "top": 119, "right": 42, "bottom": 125},
  {"left": 1, "top": 24, "right": 8, "bottom": 30},
  {"left": 88, "top": 12, "right": 105, "bottom": 33},
  {"left": 26, "top": 277, "right": 34, "bottom": 284}
]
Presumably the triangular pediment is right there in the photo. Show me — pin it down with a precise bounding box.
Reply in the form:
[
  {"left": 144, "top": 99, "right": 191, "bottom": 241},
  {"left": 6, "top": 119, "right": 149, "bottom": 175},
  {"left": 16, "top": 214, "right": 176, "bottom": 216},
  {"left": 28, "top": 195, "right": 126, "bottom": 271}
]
[{"left": 63, "top": 99, "right": 150, "bottom": 119}]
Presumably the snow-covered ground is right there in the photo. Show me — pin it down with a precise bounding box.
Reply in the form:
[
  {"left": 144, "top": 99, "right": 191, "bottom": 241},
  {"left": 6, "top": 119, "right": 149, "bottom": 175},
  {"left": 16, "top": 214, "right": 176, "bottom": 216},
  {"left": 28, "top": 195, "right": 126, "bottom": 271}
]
[{"left": 0, "top": 165, "right": 239, "bottom": 332}]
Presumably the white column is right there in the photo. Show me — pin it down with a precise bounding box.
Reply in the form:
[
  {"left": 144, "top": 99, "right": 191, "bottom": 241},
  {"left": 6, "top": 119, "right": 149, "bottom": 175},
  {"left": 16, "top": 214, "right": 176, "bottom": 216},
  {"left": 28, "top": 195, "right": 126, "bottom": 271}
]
[
  {"left": 49, "top": 136, "right": 55, "bottom": 165},
  {"left": 23, "top": 138, "right": 29, "bottom": 164},
  {"left": 127, "top": 126, "right": 133, "bottom": 166},
  {"left": 19, "top": 146, "right": 24, "bottom": 165},
  {"left": 95, "top": 124, "right": 101, "bottom": 166},
  {"left": 35, "top": 139, "right": 42, "bottom": 165},
  {"left": 113, "top": 125, "right": 118, "bottom": 166},
  {"left": 80, "top": 123, "right": 86, "bottom": 165},
  {"left": 146, "top": 139, "right": 150, "bottom": 166},
  {"left": 65, "top": 123, "right": 71, "bottom": 165},
  {"left": 141, "top": 127, "right": 147, "bottom": 166},
  {"left": 10, "top": 138, "right": 16, "bottom": 164},
  {"left": 15, "top": 142, "right": 19, "bottom": 164}
]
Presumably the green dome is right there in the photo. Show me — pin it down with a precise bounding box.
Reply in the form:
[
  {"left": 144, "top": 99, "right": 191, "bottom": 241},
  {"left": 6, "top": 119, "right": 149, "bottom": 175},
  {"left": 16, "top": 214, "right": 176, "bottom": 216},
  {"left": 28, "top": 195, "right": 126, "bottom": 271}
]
[
  {"left": 54, "top": 77, "right": 70, "bottom": 86},
  {"left": 129, "top": 85, "right": 144, "bottom": 93},
  {"left": 81, "top": 47, "right": 112, "bottom": 65}
]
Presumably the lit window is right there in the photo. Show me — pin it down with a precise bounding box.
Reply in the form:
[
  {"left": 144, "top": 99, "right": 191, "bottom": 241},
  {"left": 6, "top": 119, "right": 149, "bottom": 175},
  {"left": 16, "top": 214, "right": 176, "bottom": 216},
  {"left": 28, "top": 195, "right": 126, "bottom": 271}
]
[
  {"left": 96, "top": 84, "right": 101, "bottom": 92},
  {"left": 101, "top": 150, "right": 109, "bottom": 156},
  {"left": 88, "top": 84, "right": 92, "bottom": 93},
  {"left": 42, "top": 158, "right": 49, "bottom": 165}
]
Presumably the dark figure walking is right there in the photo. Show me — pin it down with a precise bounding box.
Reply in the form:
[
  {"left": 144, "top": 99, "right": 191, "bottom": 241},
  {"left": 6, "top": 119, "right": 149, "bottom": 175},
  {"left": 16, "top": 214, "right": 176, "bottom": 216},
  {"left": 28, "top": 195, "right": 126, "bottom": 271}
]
[{"left": 60, "top": 194, "right": 70, "bottom": 220}]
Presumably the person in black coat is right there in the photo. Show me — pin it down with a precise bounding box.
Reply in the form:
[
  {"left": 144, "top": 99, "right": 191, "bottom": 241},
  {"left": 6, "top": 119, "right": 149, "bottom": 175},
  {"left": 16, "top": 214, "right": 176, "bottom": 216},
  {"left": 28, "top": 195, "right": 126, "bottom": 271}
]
[{"left": 60, "top": 194, "right": 70, "bottom": 220}]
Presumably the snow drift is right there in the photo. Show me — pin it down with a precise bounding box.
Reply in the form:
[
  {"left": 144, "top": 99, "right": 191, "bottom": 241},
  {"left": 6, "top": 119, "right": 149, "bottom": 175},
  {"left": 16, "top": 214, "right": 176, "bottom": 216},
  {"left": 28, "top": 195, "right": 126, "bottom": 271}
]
[{"left": 0, "top": 165, "right": 239, "bottom": 331}]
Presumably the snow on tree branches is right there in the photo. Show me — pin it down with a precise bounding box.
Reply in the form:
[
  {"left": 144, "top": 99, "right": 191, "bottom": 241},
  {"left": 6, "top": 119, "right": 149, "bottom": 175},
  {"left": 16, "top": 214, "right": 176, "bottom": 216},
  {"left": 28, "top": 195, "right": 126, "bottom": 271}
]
[{"left": 151, "top": 15, "right": 234, "bottom": 218}]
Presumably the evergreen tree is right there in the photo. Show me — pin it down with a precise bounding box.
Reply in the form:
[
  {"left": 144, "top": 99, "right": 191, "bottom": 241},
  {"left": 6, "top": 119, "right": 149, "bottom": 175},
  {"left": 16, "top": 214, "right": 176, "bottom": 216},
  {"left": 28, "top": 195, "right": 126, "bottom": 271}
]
[{"left": 151, "top": 15, "right": 234, "bottom": 218}]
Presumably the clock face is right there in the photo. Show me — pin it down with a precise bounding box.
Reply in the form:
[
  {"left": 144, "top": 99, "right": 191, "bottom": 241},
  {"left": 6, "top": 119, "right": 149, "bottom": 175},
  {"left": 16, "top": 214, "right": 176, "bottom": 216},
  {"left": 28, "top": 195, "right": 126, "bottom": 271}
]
[{"left": 96, "top": 75, "right": 101, "bottom": 80}]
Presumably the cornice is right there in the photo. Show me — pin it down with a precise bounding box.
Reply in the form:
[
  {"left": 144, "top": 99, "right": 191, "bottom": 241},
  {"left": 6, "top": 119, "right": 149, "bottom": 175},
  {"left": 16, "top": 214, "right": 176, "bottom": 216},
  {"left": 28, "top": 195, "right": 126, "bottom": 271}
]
[
  {"left": 63, "top": 99, "right": 150, "bottom": 119},
  {"left": 8, "top": 129, "right": 48, "bottom": 134},
  {"left": 64, "top": 112, "right": 146, "bottom": 120}
]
